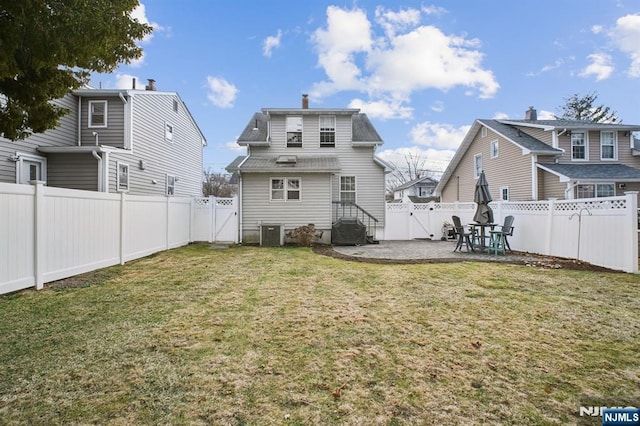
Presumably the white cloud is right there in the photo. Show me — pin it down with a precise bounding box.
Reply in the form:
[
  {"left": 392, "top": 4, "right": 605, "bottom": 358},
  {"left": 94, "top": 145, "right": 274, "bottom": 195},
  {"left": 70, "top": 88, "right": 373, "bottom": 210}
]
[
  {"left": 608, "top": 14, "right": 640, "bottom": 77},
  {"left": 225, "top": 140, "right": 246, "bottom": 153},
  {"left": 422, "top": 5, "right": 447, "bottom": 16},
  {"left": 409, "top": 121, "right": 470, "bottom": 150},
  {"left": 310, "top": 6, "right": 372, "bottom": 97},
  {"left": 430, "top": 100, "right": 444, "bottom": 112},
  {"left": 493, "top": 112, "right": 509, "bottom": 120},
  {"left": 537, "top": 109, "right": 556, "bottom": 120},
  {"left": 348, "top": 97, "right": 413, "bottom": 120},
  {"left": 377, "top": 146, "right": 455, "bottom": 176},
  {"left": 114, "top": 73, "right": 141, "bottom": 89},
  {"left": 591, "top": 25, "right": 604, "bottom": 34},
  {"left": 206, "top": 76, "right": 238, "bottom": 108},
  {"left": 309, "top": 5, "right": 499, "bottom": 107},
  {"left": 579, "top": 53, "right": 614, "bottom": 81},
  {"left": 263, "top": 30, "right": 283, "bottom": 57},
  {"left": 131, "top": 2, "right": 166, "bottom": 44},
  {"left": 375, "top": 6, "right": 421, "bottom": 38}
]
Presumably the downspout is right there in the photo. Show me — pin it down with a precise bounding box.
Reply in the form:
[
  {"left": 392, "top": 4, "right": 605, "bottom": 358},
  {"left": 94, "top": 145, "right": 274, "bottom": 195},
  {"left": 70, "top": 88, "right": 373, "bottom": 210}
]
[
  {"left": 77, "top": 97, "right": 82, "bottom": 146},
  {"left": 531, "top": 155, "right": 538, "bottom": 200},
  {"left": 236, "top": 149, "right": 251, "bottom": 244},
  {"left": 91, "top": 150, "right": 103, "bottom": 192}
]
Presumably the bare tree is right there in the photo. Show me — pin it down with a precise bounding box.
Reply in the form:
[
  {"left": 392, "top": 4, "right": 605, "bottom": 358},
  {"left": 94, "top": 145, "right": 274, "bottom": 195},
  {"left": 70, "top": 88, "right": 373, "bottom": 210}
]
[
  {"left": 203, "top": 169, "right": 236, "bottom": 197},
  {"left": 556, "top": 91, "right": 619, "bottom": 123},
  {"left": 386, "top": 151, "right": 436, "bottom": 199}
]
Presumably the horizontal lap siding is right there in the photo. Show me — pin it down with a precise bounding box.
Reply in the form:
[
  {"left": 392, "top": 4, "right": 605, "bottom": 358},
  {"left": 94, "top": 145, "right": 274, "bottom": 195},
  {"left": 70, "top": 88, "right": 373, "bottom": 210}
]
[
  {"left": 120, "top": 94, "right": 203, "bottom": 197},
  {"left": 47, "top": 153, "right": 98, "bottom": 191},
  {"left": 442, "top": 127, "right": 532, "bottom": 202},
  {"left": 241, "top": 173, "right": 332, "bottom": 230},
  {"left": 80, "top": 96, "right": 125, "bottom": 148},
  {"left": 0, "top": 94, "right": 78, "bottom": 183},
  {"left": 253, "top": 114, "right": 385, "bottom": 225}
]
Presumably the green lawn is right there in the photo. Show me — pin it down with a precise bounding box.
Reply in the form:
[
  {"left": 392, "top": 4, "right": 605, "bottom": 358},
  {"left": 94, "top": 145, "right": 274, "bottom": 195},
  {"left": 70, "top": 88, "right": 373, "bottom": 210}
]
[{"left": 1, "top": 244, "right": 638, "bottom": 425}]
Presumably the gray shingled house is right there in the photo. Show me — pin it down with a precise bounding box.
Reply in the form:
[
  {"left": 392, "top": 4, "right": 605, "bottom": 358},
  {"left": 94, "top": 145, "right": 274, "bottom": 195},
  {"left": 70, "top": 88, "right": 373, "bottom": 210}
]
[
  {"left": 227, "top": 95, "right": 390, "bottom": 245},
  {"left": 0, "top": 81, "right": 206, "bottom": 197},
  {"left": 436, "top": 107, "right": 640, "bottom": 202}
]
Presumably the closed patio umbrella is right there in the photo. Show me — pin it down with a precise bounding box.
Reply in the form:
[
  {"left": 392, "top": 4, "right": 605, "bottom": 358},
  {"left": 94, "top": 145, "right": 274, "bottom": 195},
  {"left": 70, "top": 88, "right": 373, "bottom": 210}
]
[{"left": 473, "top": 170, "right": 494, "bottom": 224}]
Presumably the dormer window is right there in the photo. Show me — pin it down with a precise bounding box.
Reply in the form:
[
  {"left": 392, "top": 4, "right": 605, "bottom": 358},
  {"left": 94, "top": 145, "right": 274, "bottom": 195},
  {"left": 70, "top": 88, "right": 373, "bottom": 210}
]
[
  {"left": 320, "top": 116, "right": 336, "bottom": 147},
  {"left": 88, "top": 100, "right": 107, "bottom": 128},
  {"left": 286, "top": 116, "right": 302, "bottom": 147}
]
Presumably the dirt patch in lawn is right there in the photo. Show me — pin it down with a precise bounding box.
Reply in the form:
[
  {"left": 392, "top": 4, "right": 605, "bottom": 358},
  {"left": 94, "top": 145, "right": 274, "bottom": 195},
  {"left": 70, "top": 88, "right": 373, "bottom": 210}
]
[{"left": 311, "top": 244, "right": 619, "bottom": 273}]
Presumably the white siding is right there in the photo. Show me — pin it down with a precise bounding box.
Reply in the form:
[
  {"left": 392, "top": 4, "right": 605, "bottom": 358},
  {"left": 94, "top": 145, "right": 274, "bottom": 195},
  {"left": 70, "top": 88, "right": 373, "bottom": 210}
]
[
  {"left": 241, "top": 172, "right": 332, "bottom": 243},
  {"left": 247, "top": 113, "right": 386, "bottom": 232}
]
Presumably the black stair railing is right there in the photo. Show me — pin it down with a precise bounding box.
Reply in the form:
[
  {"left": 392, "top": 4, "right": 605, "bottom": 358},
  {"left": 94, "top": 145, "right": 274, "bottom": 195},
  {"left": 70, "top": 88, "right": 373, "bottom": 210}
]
[{"left": 332, "top": 201, "right": 378, "bottom": 241}]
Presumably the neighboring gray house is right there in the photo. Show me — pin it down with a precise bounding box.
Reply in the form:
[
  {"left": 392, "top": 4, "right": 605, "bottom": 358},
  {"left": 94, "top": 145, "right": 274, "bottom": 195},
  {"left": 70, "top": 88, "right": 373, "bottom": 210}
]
[
  {"left": 392, "top": 175, "right": 439, "bottom": 202},
  {"left": 436, "top": 107, "right": 640, "bottom": 202},
  {"left": 227, "top": 95, "right": 390, "bottom": 245},
  {"left": 0, "top": 82, "right": 206, "bottom": 197}
]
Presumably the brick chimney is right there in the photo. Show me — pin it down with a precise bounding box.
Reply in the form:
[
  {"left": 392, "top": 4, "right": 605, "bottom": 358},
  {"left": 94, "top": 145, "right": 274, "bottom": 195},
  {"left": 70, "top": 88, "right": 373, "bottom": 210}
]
[
  {"left": 525, "top": 106, "right": 537, "bottom": 121},
  {"left": 302, "top": 94, "right": 309, "bottom": 109},
  {"left": 145, "top": 79, "right": 157, "bottom": 91}
]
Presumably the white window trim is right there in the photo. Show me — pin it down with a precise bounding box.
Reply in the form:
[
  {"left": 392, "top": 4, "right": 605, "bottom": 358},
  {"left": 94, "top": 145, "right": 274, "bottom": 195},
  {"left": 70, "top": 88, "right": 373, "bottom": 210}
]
[
  {"left": 576, "top": 182, "right": 615, "bottom": 198},
  {"left": 571, "top": 131, "right": 589, "bottom": 161},
  {"left": 270, "top": 177, "right": 301, "bottom": 202},
  {"left": 319, "top": 115, "right": 336, "bottom": 147},
  {"left": 116, "top": 162, "right": 130, "bottom": 193},
  {"left": 88, "top": 100, "right": 108, "bottom": 128},
  {"left": 286, "top": 116, "right": 303, "bottom": 147},
  {"left": 481, "top": 127, "right": 487, "bottom": 138},
  {"left": 15, "top": 152, "right": 47, "bottom": 184},
  {"left": 490, "top": 140, "right": 499, "bottom": 159},
  {"left": 473, "top": 153, "right": 483, "bottom": 179},
  {"left": 165, "top": 122, "right": 174, "bottom": 142},
  {"left": 166, "top": 174, "right": 176, "bottom": 196},
  {"left": 339, "top": 175, "right": 357, "bottom": 203},
  {"left": 600, "top": 131, "right": 617, "bottom": 161}
]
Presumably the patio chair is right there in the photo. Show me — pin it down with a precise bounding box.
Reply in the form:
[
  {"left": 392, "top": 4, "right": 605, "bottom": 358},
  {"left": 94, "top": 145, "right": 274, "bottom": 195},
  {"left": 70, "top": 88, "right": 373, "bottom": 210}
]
[
  {"left": 494, "top": 215, "right": 515, "bottom": 251},
  {"left": 451, "top": 215, "right": 475, "bottom": 252}
]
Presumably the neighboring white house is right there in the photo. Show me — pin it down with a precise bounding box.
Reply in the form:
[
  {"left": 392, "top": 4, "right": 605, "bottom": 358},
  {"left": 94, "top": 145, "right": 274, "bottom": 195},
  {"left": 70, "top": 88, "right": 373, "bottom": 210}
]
[
  {"left": 392, "top": 175, "right": 439, "bottom": 202},
  {"left": 226, "top": 95, "right": 391, "bottom": 245},
  {"left": 0, "top": 80, "right": 206, "bottom": 197}
]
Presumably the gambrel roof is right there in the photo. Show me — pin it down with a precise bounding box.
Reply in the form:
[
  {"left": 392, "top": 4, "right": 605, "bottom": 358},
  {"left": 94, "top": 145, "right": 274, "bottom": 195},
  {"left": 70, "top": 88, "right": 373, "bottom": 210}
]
[{"left": 236, "top": 109, "right": 383, "bottom": 146}]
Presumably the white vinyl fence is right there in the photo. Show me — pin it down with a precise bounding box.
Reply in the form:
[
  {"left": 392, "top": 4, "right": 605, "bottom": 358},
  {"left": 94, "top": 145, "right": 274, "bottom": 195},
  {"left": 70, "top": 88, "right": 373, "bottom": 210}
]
[
  {"left": 385, "top": 192, "right": 639, "bottom": 273},
  {"left": 0, "top": 182, "right": 237, "bottom": 295}
]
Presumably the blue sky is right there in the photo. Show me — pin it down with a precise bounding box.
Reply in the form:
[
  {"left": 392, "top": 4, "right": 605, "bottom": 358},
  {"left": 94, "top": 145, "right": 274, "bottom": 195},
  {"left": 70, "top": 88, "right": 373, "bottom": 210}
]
[{"left": 90, "top": 0, "right": 640, "bottom": 176}]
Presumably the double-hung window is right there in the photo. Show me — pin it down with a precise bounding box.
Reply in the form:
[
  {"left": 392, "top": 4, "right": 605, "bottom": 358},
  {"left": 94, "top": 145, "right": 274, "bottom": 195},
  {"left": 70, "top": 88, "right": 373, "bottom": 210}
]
[
  {"left": 89, "top": 100, "right": 107, "bottom": 128},
  {"left": 576, "top": 183, "right": 614, "bottom": 198},
  {"left": 571, "top": 132, "right": 587, "bottom": 160},
  {"left": 166, "top": 174, "right": 175, "bottom": 196},
  {"left": 490, "top": 140, "right": 499, "bottom": 158},
  {"left": 320, "top": 116, "right": 336, "bottom": 147},
  {"left": 286, "top": 116, "right": 303, "bottom": 147},
  {"left": 165, "top": 122, "right": 174, "bottom": 142},
  {"left": 271, "top": 177, "right": 300, "bottom": 201},
  {"left": 600, "top": 131, "right": 616, "bottom": 160},
  {"left": 474, "top": 154, "right": 483, "bottom": 178},
  {"left": 116, "top": 162, "right": 129, "bottom": 192},
  {"left": 340, "top": 176, "right": 356, "bottom": 202}
]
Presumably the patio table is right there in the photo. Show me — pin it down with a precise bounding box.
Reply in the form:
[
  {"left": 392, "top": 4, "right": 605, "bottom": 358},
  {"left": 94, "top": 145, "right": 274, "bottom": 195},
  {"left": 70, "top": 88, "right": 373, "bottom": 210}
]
[{"left": 469, "top": 222, "right": 496, "bottom": 252}]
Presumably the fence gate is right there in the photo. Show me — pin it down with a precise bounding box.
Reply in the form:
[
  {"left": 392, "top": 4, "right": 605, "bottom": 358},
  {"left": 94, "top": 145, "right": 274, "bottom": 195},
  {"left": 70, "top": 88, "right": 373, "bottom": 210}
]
[{"left": 191, "top": 197, "right": 238, "bottom": 243}]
